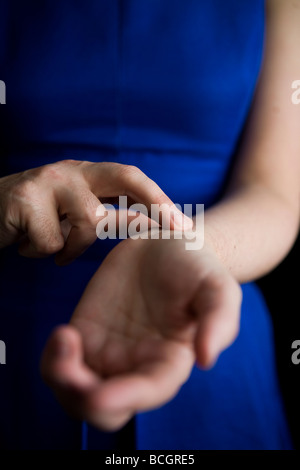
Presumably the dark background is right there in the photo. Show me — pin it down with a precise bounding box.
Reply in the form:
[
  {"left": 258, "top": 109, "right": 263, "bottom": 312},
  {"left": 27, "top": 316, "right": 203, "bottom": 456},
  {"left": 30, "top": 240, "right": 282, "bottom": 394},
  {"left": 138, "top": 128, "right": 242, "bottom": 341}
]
[{"left": 258, "top": 234, "right": 300, "bottom": 449}]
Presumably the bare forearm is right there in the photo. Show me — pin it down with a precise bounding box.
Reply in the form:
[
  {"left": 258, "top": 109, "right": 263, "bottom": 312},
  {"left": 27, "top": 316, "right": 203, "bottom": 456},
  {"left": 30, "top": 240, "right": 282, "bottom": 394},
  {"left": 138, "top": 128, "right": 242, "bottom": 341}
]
[
  {"left": 202, "top": 184, "right": 299, "bottom": 284},
  {"left": 201, "top": 0, "right": 300, "bottom": 284}
]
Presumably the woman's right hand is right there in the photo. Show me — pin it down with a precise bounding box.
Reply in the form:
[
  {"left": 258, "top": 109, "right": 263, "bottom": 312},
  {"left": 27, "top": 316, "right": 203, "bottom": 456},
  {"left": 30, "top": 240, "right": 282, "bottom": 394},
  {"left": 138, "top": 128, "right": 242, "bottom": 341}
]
[{"left": 0, "top": 159, "right": 190, "bottom": 265}]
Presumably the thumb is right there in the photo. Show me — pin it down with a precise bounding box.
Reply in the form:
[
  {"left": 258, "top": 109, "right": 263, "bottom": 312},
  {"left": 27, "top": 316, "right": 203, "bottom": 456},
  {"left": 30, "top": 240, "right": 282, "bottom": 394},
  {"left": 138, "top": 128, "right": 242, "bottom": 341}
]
[
  {"left": 191, "top": 274, "right": 242, "bottom": 369},
  {"left": 40, "top": 325, "right": 97, "bottom": 390}
]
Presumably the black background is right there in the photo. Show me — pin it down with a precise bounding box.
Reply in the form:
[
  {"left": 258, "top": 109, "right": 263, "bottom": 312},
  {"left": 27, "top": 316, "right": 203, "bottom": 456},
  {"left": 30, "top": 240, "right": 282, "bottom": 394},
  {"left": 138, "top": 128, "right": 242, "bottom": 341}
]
[{"left": 258, "top": 234, "right": 300, "bottom": 449}]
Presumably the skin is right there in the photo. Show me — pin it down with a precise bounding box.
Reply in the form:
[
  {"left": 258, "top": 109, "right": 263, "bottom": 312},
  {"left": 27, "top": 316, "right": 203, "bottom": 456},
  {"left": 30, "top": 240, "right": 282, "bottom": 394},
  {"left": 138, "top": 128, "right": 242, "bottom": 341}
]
[
  {"left": 4, "top": 0, "right": 300, "bottom": 431},
  {"left": 39, "top": 0, "right": 300, "bottom": 431},
  {"left": 0, "top": 160, "right": 191, "bottom": 265},
  {"left": 41, "top": 235, "right": 242, "bottom": 430}
]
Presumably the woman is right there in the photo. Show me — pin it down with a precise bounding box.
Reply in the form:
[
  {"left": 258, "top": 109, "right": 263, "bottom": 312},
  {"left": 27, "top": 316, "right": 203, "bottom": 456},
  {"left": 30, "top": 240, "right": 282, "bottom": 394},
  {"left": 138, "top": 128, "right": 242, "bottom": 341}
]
[{"left": 0, "top": 0, "right": 299, "bottom": 450}]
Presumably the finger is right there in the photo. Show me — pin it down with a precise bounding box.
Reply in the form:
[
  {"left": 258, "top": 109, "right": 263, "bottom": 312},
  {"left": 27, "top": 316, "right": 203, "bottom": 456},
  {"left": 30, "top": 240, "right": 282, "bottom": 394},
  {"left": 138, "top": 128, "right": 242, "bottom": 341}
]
[
  {"left": 82, "top": 340, "right": 194, "bottom": 430},
  {"left": 55, "top": 225, "right": 98, "bottom": 265},
  {"left": 41, "top": 328, "right": 194, "bottom": 431},
  {"left": 40, "top": 325, "right": 106, "bottom": 421},
  {"left": 54, "top": 189, "right": 102, "bottom": 265},
  {"left": 60, "top": 217, "right": 72, "bottom": 240},
  {"left": 56, "top": 204, "right": 158, "bottom": 265},
  {"left": 40, "top": 325, "right": 99, "bottom": 391},
  {"left": 18, "top": 218, "right": 72, "bottom": 258},
  {"left": 84, "top": 163, "right": 193, "bottom": 231},
  {"left": 18, "top": 200, "right": 64, "bottom": 258},
  {"left": 191, "top": 273, "right": 242, "bottom": 369},
  {"left": 41, "top": 326, "right": 134, "bottom": 430},
  {"left": 95, "top": 208, "right": 160, "bottom": 240}
]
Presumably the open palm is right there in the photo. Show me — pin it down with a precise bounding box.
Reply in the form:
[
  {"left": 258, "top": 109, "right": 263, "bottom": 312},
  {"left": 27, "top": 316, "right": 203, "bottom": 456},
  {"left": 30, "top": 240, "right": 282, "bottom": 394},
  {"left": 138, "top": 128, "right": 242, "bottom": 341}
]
[{"left": 41, "top": 235, "right": 242, "bottom": 430}]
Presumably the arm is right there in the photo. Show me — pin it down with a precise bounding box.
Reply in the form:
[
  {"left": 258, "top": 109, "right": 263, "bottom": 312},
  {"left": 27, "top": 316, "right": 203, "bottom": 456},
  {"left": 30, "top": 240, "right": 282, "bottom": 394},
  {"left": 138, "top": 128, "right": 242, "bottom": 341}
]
[
  {"left": 0, "top": 160, "right": 188, "bottom": 264},
  {"left": 204, "top": 0, "right": 300, "bottom": 283},
  {"left": 40, "top": 1, "right": 300, "bottom": 431}
]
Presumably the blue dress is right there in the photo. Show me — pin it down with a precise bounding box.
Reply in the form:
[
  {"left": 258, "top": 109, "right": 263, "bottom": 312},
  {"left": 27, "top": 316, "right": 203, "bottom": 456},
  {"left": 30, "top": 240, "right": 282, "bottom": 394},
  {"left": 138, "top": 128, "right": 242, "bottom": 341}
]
[{"left": 0, "top": 0, "right": 293, "bottom": 449}]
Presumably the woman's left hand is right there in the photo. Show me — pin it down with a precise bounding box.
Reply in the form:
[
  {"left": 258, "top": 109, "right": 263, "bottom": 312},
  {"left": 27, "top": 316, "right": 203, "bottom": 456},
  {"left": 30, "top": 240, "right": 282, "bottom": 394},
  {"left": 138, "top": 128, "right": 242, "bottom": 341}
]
[{"left": 40, "top": 233, "right": 242, "bottom": 431}]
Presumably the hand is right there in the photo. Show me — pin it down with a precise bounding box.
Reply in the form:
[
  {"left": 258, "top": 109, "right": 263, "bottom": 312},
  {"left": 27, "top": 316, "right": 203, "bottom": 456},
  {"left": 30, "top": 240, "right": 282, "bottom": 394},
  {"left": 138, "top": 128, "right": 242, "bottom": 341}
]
[
  {"left": 41, "top": 234, "right": 242, "bottom": 430},
  {"left": 0, "top": 160, "right": 189, "bottom": 264}
]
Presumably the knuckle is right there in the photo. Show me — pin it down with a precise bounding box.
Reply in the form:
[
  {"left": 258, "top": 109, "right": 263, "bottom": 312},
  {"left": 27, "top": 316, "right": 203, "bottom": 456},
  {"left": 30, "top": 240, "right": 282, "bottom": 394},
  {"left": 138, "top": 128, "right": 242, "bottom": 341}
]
[
  {"left": 55, "top": 159, "right": 82, "bottom": 168},
  {"left": 11, "top": 178, "right": 39, "bottom": 203},
  {"left": 58, "top": 159, "right": 79, "bottom": 165},
  {"left": 38, "top": 161, "right": 71, "bottom": 181},
  {"left": 33, "top": 218, "right": 65, "bottom": 255},
  {"left": 37, "top": 160, "right": 84, "bottom": 183},
  {"left": 118, "top": 164, "right": 144, "bottom": 183},
  {"left": 39, "top": 164, "right": 63, "bottom": 181},
  {"left": 58, "top": 159, "right": 89, "bottom": 173}
]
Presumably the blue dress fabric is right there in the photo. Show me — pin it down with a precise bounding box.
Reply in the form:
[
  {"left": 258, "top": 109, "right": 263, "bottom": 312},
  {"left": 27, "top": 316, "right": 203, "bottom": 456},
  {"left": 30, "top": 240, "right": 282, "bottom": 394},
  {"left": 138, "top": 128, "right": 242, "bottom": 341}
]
[{"left": 0, "top": 0, "right": 293, "bottom": 449}]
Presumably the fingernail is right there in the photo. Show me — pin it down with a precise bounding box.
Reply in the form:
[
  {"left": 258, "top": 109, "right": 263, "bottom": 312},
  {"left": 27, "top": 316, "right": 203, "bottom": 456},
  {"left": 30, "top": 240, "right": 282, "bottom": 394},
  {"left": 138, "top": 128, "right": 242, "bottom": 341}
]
[{"left": 171, "top": 210, "right": 194, "bottom": 230}]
